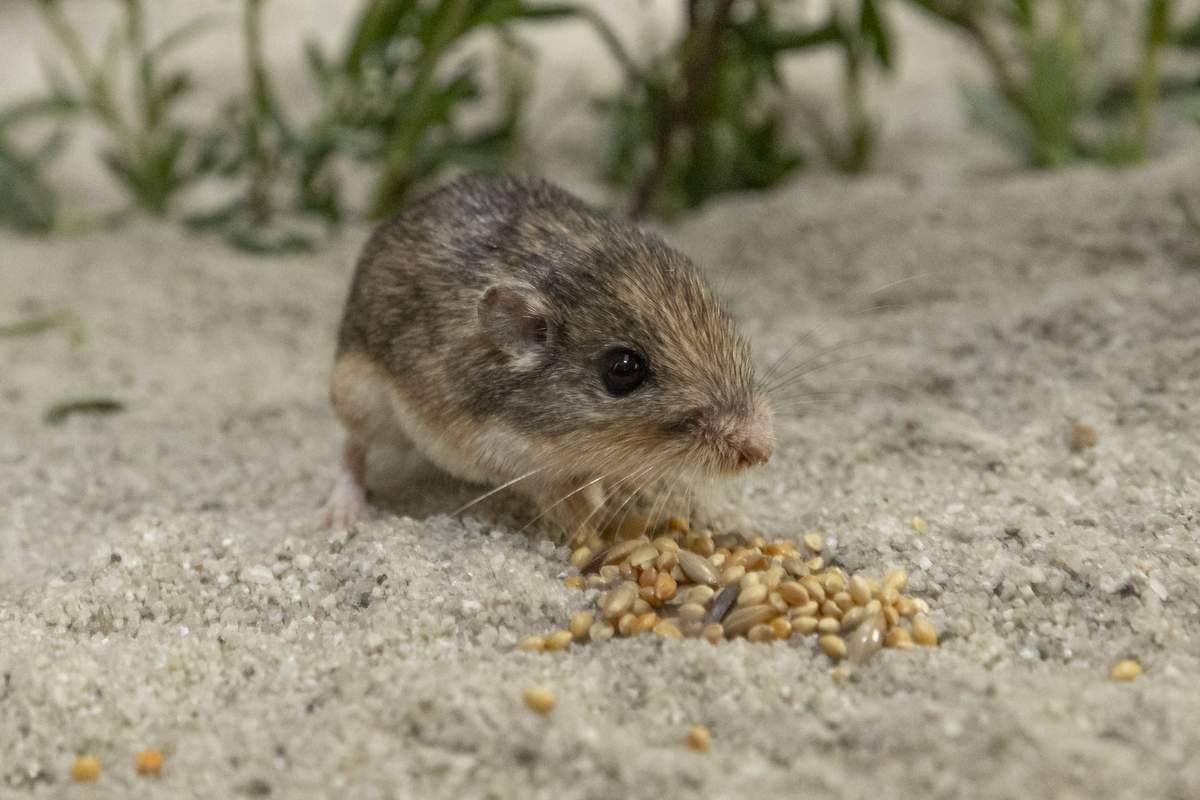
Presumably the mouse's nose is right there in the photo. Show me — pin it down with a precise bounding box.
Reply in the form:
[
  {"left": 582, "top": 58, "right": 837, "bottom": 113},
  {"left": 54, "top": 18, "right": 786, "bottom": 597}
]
[{"left": 729, "top": 430, "right": 773, "bottom": 467}]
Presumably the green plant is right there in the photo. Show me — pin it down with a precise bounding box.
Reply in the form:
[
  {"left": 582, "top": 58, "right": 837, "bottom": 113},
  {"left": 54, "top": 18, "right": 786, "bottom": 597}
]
[
  {"left": 905, "top": 0, "right": 1180, "bottom": 168},
  {"left": 306, "top": 0, "right": 577, "bottom": 219},
  {"left": 591, "top": 0, "right": 894, "bottom": 218},
  {"left": 0, "top": 128, "right": 63, "bottom": 233}
]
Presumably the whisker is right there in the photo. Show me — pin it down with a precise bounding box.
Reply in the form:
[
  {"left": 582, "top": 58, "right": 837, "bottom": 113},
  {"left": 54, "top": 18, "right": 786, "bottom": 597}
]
[
  {"left": 519, "top": 470, "right": 614, "bottom": 535},
  {"left": 577, "top": 463, "right": 656, "bottom": 536},
  {"left": 763, "top": 339, "right": 889, "bottom": 394},
  {"left": 450, "top": 466, "right": 547, "bottom": 517}
]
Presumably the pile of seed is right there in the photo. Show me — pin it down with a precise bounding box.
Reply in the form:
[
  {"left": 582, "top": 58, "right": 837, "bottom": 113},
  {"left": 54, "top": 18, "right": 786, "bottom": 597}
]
[{"left": 520, "top": 518, "right": 938, "bottom": 663}]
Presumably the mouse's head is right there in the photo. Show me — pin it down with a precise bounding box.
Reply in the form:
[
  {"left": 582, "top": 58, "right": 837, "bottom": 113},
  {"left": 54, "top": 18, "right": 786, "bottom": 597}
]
[{"left": 477, "top": 226, "right": 774, "bottom": 484}]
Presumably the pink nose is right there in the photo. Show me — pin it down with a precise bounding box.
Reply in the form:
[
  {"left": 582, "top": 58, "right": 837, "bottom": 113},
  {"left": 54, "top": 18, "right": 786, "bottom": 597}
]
[{"left": 729, "top": 431, "right": 773, "bottom": 467}]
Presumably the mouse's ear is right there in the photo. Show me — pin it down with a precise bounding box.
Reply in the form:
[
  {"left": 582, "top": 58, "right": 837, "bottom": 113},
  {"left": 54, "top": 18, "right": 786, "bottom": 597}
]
[{"left": 477, "top": 281, "right": 550, "bottom": 357}]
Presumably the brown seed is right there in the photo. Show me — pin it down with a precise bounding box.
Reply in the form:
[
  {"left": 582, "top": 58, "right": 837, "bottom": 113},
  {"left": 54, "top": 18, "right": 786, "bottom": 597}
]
[
  {"left": 638, "top": 567, "right": 658, "bottom": 588},
  {"left": 570, "top": 611, "right": 594, "bottom": 640},
  {"left": 1110, "top": 659, "right": 1142, "bottom": 682},
  {"left": 681, "top": 620, "right": 706, "bottom": 638},
  {"left": 615, "top": 513, "right": 652, "bottom": 540},
  {"left": 638, "top": 585, "right": 658, "bottom": 606},
  {"left": 654, "top": 619, "right": 684, "bottom": 639},
  {"left": 517, "top": 635, "right": 545, "bottom": 653},
  {"left": 817, "top": 617, "right": 840, "bottom": 634},
  {"left": 719, "top": 564, "right": 746, "bottom": 587},
  {"left": 912, "top": 616, "right": 938, "bottom": 647},
  {"left": 134, "top": 748, "right": 163, "bottom": 777},
  {"left": 686, "top": 725, "right": 711, "bottom": 752},
  {"left": 820, "top": 634, "right": 848, "bottom": 660},
  {"left": 884, "top": 627, "right": 911, "bottom": 648},
  {"left": 737, "top": 584, "right": 769, "bottom": 607},
  {"left": 655, "top": 572, "right": 678, "bottom": 602},
  {"left": 569, "top": 546, "right": 592, "bottom": 570},
  {"left": 589, "top": 620, "right": 615, "bottom": 642},
  {"left": 632, "top": 612, "right": 659, "bottom": 635},
  {"left": 770, "top": 617, "right": 792, "bottom": 640},
  {"left": 1070, "top": 420, "right": 1098, "bottom": 452},
  {"left": 544, "top": 629, "right": 574, "bottom": 651},
  {"left": 702, "top": 623, "right": 725, "bottom": 644},
  {"left": 705, "top": 586, "right": 740, "bottom": 624},
  {"left": 792, "top": 616, "right": 819, "bottom": 635},
  {"left": 72, "top": 755, "right": 101, "bottom": 783},
  {"left": 677, "top": 550, "right": 720, "bottom": 586},
  {"left": 747, "top": 623, "right": 774, "bottom": 643},
  {"left": 679, "top": 602, "right": 708, "bottom": 623},
  {"left": 602, "top": 582, "right": 638, "bottom": 620},
  {"left": 666, "top": 516, "right": 690, "bottom": 534},
  {"left": 849, "top": 575, "right": 872, "bottom": 606},
  {"left": 522, "top": 685, "right": 557, "bottom": 714},
  {"left": 617, "top": 613, "right": 636, "bottom": 637},
  {"left": 691, "top": 536, "right": 716, "bottom": 557},
  {"left": 685, "top": 585, "right": 715, "bottom": 605},
  {"left": 722, "top": 604, "right": 779, "bottom": 637},
  {"left": 656, "top": 550, "right": 678, "bottom": 571}
]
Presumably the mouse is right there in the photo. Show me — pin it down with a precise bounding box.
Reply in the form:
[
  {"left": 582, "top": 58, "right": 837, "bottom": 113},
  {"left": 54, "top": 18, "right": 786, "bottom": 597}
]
[{"left": 321, "top": 174, "right": 774, "bottom": 542}]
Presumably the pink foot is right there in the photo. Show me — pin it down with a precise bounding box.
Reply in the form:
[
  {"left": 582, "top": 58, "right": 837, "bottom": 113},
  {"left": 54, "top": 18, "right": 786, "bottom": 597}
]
[{"left": 320, "top": 440, "right": 374, "bottom": 530}]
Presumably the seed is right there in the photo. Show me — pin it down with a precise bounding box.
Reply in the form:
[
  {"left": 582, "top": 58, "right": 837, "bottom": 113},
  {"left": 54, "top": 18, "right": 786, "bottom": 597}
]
[
  {"left": 806, "top": 556, "right": 824, "bottom": 572},
  {"left": 563, "top": 576, "right": 584, "bottom": 590},
  {"left": 615, "top": 513, "right": 652, "bottom": 540},
  {"left": 691, "top": 536, "right": 716, "bottom": 557},
  {"left": 737, "top": 584, "right": 768, "bottom": 607},
  {"left": 134, "top": 748, "right": 163, "bottom": 777},
  {"left": 667, "top": 516, "right": 690, "bottom": 534},
  {"left": 522, "top": 685, "right": 557, "bottom": 714},
  {"left": 768, "top": 591, "right": 788, "bottom": 614},
  {"left": 743, "top": 552, "right": 768, "bottom": 571},
  {"left": 849, "top": 576, "right": 872, "bottom": 606},
  {"left": 1070, "top": 421, "right": 1098, "bottom": 452},
  {"left": 722, "top": 604, "right": 779, "bottom": 637},
  {"left": 912, "top": 616, "right": 938, "bottom": 647},
  {"left": 879, "top": 586, "right": 899, "bottom": 607},
  {"left": 654, "top": 620, "right": 684, "bottom": 639},
  {"left": 819, "top": 634, "right": 847, "bottom": 660},
  {"left": 770, "top": 617, "right": 791, "bottom": 640},
  {"left": 602, "top": 582, "right": 638, "bottom": 620},
  {"left": 791, "top": 600, "right": 819, "bottom": 618},
  {"left": 686, "top": 725, "right": 711, "bottom": 752},
  {"left": 677, "top": 551, "right": 720, "bottom": 586},
  {"left": 598, "top": 564, "right": 621, "bottom": 582},
  {"left": 747, "top": 623, "right": 774, "bottom": 643},
  {"left": 863, "top": 599, "right": 882, "bottom": 617},
  {"left": 719, "top": 564, "right": 746, "bottom": 587},
  {"left": 655, "top": 572, "right": 677, "bottom": 602},
  {"left": 632, "top": 598, "right": 652, "bottom": 616},
  {"left": 686, "top": 585, "right": 715, "bottom": 605},
  {"left": 569, "top": 611, "right": 594, "bottom": 640},
  {"left": 896, "top": 596, "right": 917, "bottom": 618},
  {"left": 1110, "top": 660, "right": 1141, "bottom": 682},
  {"left": 605, "top": 538, "right": 647, "bottom": 566},
  {"left": 817, "top": 617, "right": 840, "bottom": 634},
  {"left": 72, "top": 755, "right": 101, "bottom": 783},
  {"left": 763, "top": 542, "right": 791, "bottom": 557},
  {"left": 840, "top": 607, "right": 865, "bottom": 632},
  {"left": 782, "top": 558, "right": 809, "bottom": 577},
  {"left": 764, "top": 564, "right": 785, "bottom": 589},
  {"left": 792, "top": 616, "right": 819, "bottom": 635},
  {"left": 910, "top": 515, "right": 928, "bottom": 534},
  {"left": 883, "top": 605, "right": 900, "bottom": 627},
  {"left": 824, "top": 572, "right": 846, "bottom": 595},
  {"left": 846, "top": 613, "right": 886, "bottom": 664},
  {"left": 702, "top": 623, "right": 724, "bottom": 644},
  {"left": 803, "top": 532, "right": 824, "bottom": 553},
  {"left": 679, "top": 603, "right": 708, "bottom": 623},
  {"left": 801, "top": 577, "right": 826, "bottom": 603},
  {"left": 820, "top": 601, "right": 843, "bottom": 619},
  {"left": 545, "top": 629, "right": 573, "bottom": 651},
  {"left": 628, "top": 544, "right": 659, "bottom": 568},
  {"left": 884, "top": 627, "right": 912, "bottom": 648},
  {"left": 517, "top": 635, "right": 545, "bottom": 653},
  {"left": 739, "top": 572, "right": 762, "bottom": 590},
  {"left": 705, "top": 586, "right": 740, "bottom": 624},
  {"left": 884, "top": 569, "right": 908, "bottom": 593},
  {"left": 656, "top": 550, "right": 678, "bottom": 571},
  {"left": 833, "top": 591, "right": 855, "bottom": 613},
  {"left": 638, "top": 567, "right": 657, "bottom": 588},
  {"left": 653, "top": 535, "right": 680, "bottom": 551},
  {"left": 709, "top": 552, "right": 727, "bottom": 569},
  {"left": 629, "top": 612, "right": 657, "bottom": 635},
  {"left": 589, "top": 620, "right": 615, "bottom": 642},
  {"left": 569, "top": 547, "right": 592, "bottom": 570},
  {"left": 778, "top": 582, "right": 808, "bottom": 605}
]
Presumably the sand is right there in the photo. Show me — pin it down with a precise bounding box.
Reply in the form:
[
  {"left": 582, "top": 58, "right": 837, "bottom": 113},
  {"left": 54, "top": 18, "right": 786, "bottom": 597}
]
[{"left": 2, "top": 3, "right": 1200, "bottom": 798}]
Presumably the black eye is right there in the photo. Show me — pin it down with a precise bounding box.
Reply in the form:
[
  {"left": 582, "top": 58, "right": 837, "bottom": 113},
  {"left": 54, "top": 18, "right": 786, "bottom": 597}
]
[{"left": 601, "top": 348, "right": 648, "bottom": 396}]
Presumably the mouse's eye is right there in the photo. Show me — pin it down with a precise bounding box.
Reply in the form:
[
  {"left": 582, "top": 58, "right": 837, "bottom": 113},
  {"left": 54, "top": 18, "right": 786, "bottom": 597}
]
[{"left": 601, "top": 347, "right": 648, "bottom": 396}]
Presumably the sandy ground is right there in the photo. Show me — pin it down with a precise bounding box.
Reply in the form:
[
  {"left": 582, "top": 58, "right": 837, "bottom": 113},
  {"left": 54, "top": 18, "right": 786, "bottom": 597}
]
[{"left": 3, "top": 3, "right": 1200, "bottom": 799}]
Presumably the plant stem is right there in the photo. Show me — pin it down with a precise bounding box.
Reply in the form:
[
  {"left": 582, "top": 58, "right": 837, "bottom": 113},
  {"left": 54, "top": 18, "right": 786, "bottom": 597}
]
[{"left": 1132, "top": 0, "right": 1171, "bottom": 160}]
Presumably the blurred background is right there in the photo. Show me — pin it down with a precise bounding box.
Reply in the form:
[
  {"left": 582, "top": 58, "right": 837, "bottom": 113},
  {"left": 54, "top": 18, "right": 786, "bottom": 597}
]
[{"left": 2, "top": 0, "right": 1198, "bottom": 255}]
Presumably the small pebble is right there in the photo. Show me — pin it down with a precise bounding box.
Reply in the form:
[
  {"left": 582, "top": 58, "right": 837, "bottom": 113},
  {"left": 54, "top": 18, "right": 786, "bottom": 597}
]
[
  {"left": 134, "top": 748, "right": 164, "bottom": 777},
  {"left": 72, "top": 755, "right": 101, "bottom": 783},
  {"left": 1110, "top": 660, "right": 1142, "bottom": 682},
  {"left": 686, "top": 725, "right": 711, "bottom": 753}
]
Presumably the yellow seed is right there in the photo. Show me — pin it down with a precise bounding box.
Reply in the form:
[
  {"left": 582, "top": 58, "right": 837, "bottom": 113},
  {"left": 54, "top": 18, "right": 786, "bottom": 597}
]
[
  {"left": 770, "top": 617, "right": 791, "bottom": 640},
  {"left": 746, "top": 623, "right": 774, "bottom": 643},
  {"left": 569, "top": 547, "right": 592, "bottom": 570},
  {"left": 72, "top": 755, "right": 101, "bottom": 783},
  {"left": 517, "top": 635, "right": 545, "bottom": 653},
  {"left": 632, "top": 598, "right": 653, "bottom": 616},
  {"left": 685, "top": 585, "right": 715, "bottom": 605},
  {"left": 817, "top": 617, "right": 840, "bottom": 634},
  {"left": 824, "top": 572, "right": 846, "bottom": 595},
  {"left": 617, "top": 612, "right": 636, "bottom": 637},
  {"left": 883, "top": 605, "right": 900, "bottom": 627},
  {"left": 570, "top": 611, "right": 594, "bottom": 640},
  {"left": 803, "top": 532, "right": 824, "bottom": 553},
  {"left": 544, "top": 629, "right": 574, "bottom": 651},
  {"left": 779, "top": 581, "right": 809, "bottom": 606},
  {"left": 739, "top": 572, "right": 762, "bottom": 590},
  {"left": 792, "top": 616, "right": 819, "bottom": 635},
  {"left": 768, "top": 591, "right": 788, "bottom": 614},
  {"left": 879, "top": 586, "right": 900, "bottom": 607},
  {"left": 763, "top": 564, "right": 785, "bottom": 589},
  {"left": 782, "top": 558, "right": 809, "bottom": 577},
  {"left": 912, "top": 616, "right": 939, "bottom": 647},
  {"left": 833, "top": 591, "right": 855, "bottom": 613},
  {"left": 666, "top": 516, "right": 690, "bottom": 534},
  {"left": 791, "top": 600, "right": 819, "bottom": 618},
  {"left": 602, "top": 583, "right": 638, "bottom": 620},
  {"left": 654, "top": 619, "right": 684, "bottom": 639},
  {"left": 686, "top": 725, "right": 711, "bottom": 752},
  {"left": 615, "top": 513, "right": 651, "bottom": 540},
  {"left": 801, "top": 577, "right": 826, "bottom": 603},
  {"left": 820, "top": 600, "right": 843, "bottom": 620},
  {"left": 702, "top": 623, "right": 725, "bottom": 644},
  {"left": 638, "top": 567, "right": 657, "bottom": 588},
  {"left": 722, "top": 604, "right": 779, "bottom": 637},
  {"left": 628, "top": 544, "right": 659, "bottom": 568},
  {"left": 691, "top": 536, "right": 716, "bottom": 557},
  {"left": 737, "top": 584, "right": 769, "bottom": 607},
  {"left": 679, "top": 602, "right": 708, "bottom": 623},
  {"left": 840, "top": 607, "right": 865, "bottom": 632},
  {"left": 820, "top": 634, "right": 848, "bottom": 660},
  {"left": 719, "top": 564, "right": 746, "bottom": 587},
  {"left": 849, "top": 575, "right": 872, "bottom": 606},
  {"left": 522, "top": 685, "right": 557, "bottom": 714},
  {"left": 655, "top": 572, "right": 677, "bottom": 602},
  {"left": 911, "top": 515, "right": 928, "bottom": 534},
  {"left": 885, "top": 627, "right": 912, "bottom": 648},
  {"left": 1110, "top": 660, "right": 1142, "bottom": 682},
  {"left": 709, "top": 552, "right": 727, "bottom": 569},
  {"left": 653, "top": 535, "right": 680, "bottom": 552},
  {"left": 134, "top": 748, "right": 163, "bottom": 777},
  {"left": 638, "top": 586, "right": 658, "bottom": 606},
  {"left": 884, "top": 569, "right": 908, "bottom": 593},
  {"left": 806, "top": 556, "right": 825, "bottom": 572},
  {"left": 632, "top": 612, "right": 659, "bottom": 635},
  {"left": 589, "top": 620, "right": 615, "bottom": 642},
  {"left": 896, "top": 596, "right": 917, "bottom": 618},
  {"left": 563, "top": 576, "right": 584, "bottom": 590}
]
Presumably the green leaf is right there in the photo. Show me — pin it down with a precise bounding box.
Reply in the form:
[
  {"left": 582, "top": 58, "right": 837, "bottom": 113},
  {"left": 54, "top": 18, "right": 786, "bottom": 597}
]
[
  {"left": 149, "top": 12, "right": 221, "bottom": 60},
  {"left": 44, "top": 397, "right": 125, "bottom": 425},
  {"left": 860, "top": 0, "right": 894, "bottom": 71},
  {"left": 0, "top": 311, "right": 83, "bottom": 344}
]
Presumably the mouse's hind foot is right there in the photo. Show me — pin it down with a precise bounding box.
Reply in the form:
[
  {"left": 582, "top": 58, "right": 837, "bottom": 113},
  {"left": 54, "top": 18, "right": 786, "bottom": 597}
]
[{"left": 320, "top": 440, "right": 376, "bottom": 530}]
